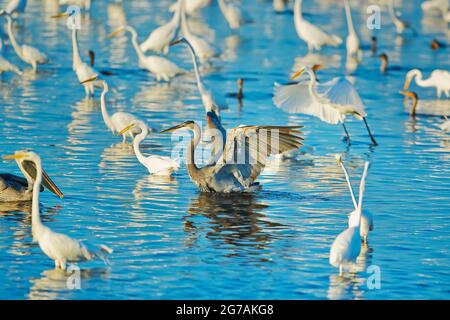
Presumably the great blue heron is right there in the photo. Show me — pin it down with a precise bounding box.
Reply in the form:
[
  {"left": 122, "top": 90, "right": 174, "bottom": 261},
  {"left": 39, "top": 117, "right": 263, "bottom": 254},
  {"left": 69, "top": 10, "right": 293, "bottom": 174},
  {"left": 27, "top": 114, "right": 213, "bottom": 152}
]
[
  {"left": 3, "top": 151, "right": 112, "bottom": 270},
  {"left": 273, "top": 66, "right": 377, "bottom": 145},
  {"left": 160, "top": 111, "right": 304, "bottom": 192},
  {"left": 1, "top": 154, "right": 63, "bottom": 202},
  {"left": 330, "top": 161, "right": 370, "bottom": 276}
]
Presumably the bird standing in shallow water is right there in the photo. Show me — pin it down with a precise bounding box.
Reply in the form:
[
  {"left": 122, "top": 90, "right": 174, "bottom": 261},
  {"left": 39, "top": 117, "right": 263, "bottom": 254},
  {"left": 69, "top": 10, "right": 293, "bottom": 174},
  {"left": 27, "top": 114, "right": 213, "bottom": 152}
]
[{"left": 403, "top": 68, "right": 450, "bottom": 99}]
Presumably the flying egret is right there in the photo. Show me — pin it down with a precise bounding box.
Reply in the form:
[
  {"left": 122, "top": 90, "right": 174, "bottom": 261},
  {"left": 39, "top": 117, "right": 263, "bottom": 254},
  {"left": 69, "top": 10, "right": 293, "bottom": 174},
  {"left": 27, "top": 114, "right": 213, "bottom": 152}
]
[
  {"left": 4, "top": 0, "right": 27, "bottom": 15},
  {"left": 1, "top": 11, "right": 49, "bottom": 71},
  {"left": 343, "top": 0, "right": 360, "bottom": 59},
  {"left": 109, "top": 25, "right": 186, "bottom": 82},
  {"left": 1, "top": 155, "right": 63, "bottom": 202},
  {"left": 335, "top": 155, "right": 373, "bottom": 243},
  {"left": 0, "top": 54, "right": 22, "bottom": 75},
  {"left": 170, "top": 0, "right": 210, "bottom": 16},
  {"left": 140, "top": 0, "right": 182, "bottom": 54},
  {"left": 160, "top": 112, "right": 304, "bottom": 192},
  {"left": 404, "top": 69, "right": 450, "bottom": 99},
  {"left": 118, "top": 120, "right": 180, "bottom": 176},
  {"left": 3, "top": 151, "right": 112, "bottom": 270},
  {"left": 399, "top": 91, "right": 450, "bottom": 117},
  {"left": 81, "top": 77, "right": 141, "bottom": 142},
  {"left": 329, "top": 161, "right": 370, "bottom": 276},
  {"left": 218, "top": 0, "right": 253, "bottom": 30},
  {"left": 293, "top": 0, "right": 342, "bottom": 51},
  {"left": 388, "top": 0, "right": 416, "bottom": 34},
  {"left": 273, "top": 66, "right": 378, "bottom": 145}
]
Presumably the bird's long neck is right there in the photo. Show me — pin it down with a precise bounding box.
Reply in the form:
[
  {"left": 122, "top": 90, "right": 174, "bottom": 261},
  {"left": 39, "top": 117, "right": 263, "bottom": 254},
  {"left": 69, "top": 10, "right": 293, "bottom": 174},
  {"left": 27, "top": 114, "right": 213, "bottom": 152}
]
[
  {"left": 355, "top": 163, "right": 369, "bottom": 229},
  {"left": 133, "top": 127, "right": 148, "bottom": 167},
  {"left": 180, "top": 0, "right": 191, "bottom": 37},
  {"left": 184, "top": 39, "right": 204, "bottom": 97},
  {"left": 306, "top": 69, "right": 322, "bottom": 101},
  {"left": 344, "top": 0, "right": 356, "bottom": 35},
  {"left": 186, "top": 124, "right": 201, "bottom": 176},
  {"left": 71, "top": 28, "right": 82, "bottom": 69},
  {"left": 410, "top": 95, "right": 418, "bottom": 117},
  {"left": 388, "top": 0, "right": 400, "bottom": 23},
  {"left": 5, "top": 16, "right": 23, "bottom": 58},
  {"left": 31, "top": 157, "right": 44, "bottom": 235},
  {"left": 218, "top": 0, "right": 227, "bottom": 14},
  {"left": 99, "top": 84, "right": 113, "bottom": 131},
  {"left": 237, "top": 83, "right": 243, "bottom": 100},
  {"left": 340, "top": 162, "right": 358, "bottom": 209},
  {"left": 414, "top": 72, "right": 433, "bottom": 88},
  {"left": 171, "top": 0, "right": 183, "bottom": 29},
  {"left": 294, "top": 0, "right": 303, "bottom": 21},
  {"left": 128, "top": 28, "right": 146, "bottom": 62}
]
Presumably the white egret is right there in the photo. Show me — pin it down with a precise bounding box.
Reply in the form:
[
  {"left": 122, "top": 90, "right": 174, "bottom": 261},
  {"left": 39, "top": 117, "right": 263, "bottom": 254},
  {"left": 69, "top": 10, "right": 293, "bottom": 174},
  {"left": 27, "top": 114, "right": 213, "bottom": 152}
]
[
  {"left": 399, "top": 91, "right": 450, "bottom": 117},
  {"left": 1, "top": 11, "right": 49, "bottom": 71},
  {"left": 3, "top": 151, "right": 113, "bottom": 270},
  {"left": 404, "top": 69, "right": 450, "bottom": 99},
  {"left": 0, "top": 54, "right": 22, "bottom": 75},
  {"left": 118, "top": 120, "right": 180, "bottom": 176},
  {"left": 293, "top": 0, "right": 342, "bottom": 51},
  {"left": 335, "top": 154, "right": 373, "bottom": 243},
  {"left": 140, "top": 0, "right": 182, "bottom": 54},
  {"left": 388, "top": 0, "right": 416, "bottom": 34},
  {"left": 81, "top": 77, "right": 141, "bottom": 142},
  {"left": 343, "top": 0, "right": 360, "bottom": 59},
  {"left": 160, "top": 112, "right": 303, "bottom": 193},
  {"left": 329, "top": 161, "right": 370, "bottom": 276},
  {"left": 421, "top": 0, "right": 449, "bottom": 16},
  {"left": 170, "top": 0, "right": 210, "bottom": 16},
  {"left": 109, "top": 25, "right": 186, "bottom": 82},
  {"left": 273, "top": 66, "right": 378, "bottom": 145},
  {"left": 4, "top": 0, "right": 27, "bottom": 15},
  {"left": 218, "top": 0, "right": 253, "bottom": 30}
]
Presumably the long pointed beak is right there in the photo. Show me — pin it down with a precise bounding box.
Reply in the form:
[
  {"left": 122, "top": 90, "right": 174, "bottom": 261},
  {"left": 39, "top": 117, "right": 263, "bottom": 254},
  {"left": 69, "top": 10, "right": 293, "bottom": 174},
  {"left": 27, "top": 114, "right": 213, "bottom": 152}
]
[
  {"left": 160, "top": 123, "right": 186, "bottom": 133},
  {"left": 21, "top": 161, "right": 64, "bottom": 199},
  {"left": 290, "top": 68, "right": 305, "bottom": 80},
  {"left": 335, "top": 154, "right": 342, "bottom": 163},
  {"left": 403, "top": 78, "right": 411, "bottom": 90},
  {"left": 50, "top": 12, "right": 69, "bottom": 18},
  {"left": 118, "top": 123, "right": 135, "bottom": 135},
  {"left": 170, "top": 38, "right": 183, "bottom": 46},
  {"left": 80, "top": 75, "right": 98, "bottom": 84},
  {"left": 3, "top": 154, "right": 24, "bottom": 160},
  {"left": 399, "top": 90, "right": 412, "bottom": 97},
  {"left": 108, "top": 27, "right": 124, "bottom": 38}
]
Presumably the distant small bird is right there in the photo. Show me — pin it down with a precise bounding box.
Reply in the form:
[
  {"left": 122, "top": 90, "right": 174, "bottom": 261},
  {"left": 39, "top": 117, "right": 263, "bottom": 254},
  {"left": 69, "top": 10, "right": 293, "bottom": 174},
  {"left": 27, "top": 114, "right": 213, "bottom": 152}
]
[
  {"left": 430, "top": 39, "right": 446, "bottom": 50},
  {"left": 218, "top": 0, "right": 253, "bottom": 30},
  {"left": 226, "top": 78, "right": 244, "bottom": 101},
  {"left": 379, "top": 53, "right": 403, "bottom": 74},
  {"left": 371, "top": 36, "right": 377, "bottom": 55}
]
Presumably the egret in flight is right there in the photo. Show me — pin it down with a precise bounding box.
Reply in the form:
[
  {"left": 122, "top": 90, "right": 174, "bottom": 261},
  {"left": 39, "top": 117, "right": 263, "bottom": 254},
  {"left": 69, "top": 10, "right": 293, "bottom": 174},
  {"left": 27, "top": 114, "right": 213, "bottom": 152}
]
[
  {"left": 109, "top": 25, "right": 186, "bottom": 82},
  {"left": 330, "top": 161, "right": 370, "bottom": 276},
  {"left": 218, "top": 0, "right": 253, "bottom": 30},
  {"left": 3, "top": 151, "right": 112, "bottom": 270},
  {"left": 118, "top": 120, "right": 180, "bottom": 176},
  {"left": 399, "top": 91, "right": 450, "bottom": 117},
  {"left": 140, "top": 0, "right": 182, "bottom": 54},
  {"left": 273, "top": 66, "right": 378, "bottom": 145},
  {"left": 160, "top": 112, "right": 303, "bottom": 192},
  {"left": 3, "top": 0, "right": 27, "bottom": 15},
  {"left": 81, "top": 77, "right": 141, "bottom": 142},
  {"left": 293, "top": 0, "right": 342, "bottom": 51},
  {"left": 335, "top": 155, "right": 373, "bottom": 243},
  {"left": 0, "top": 54, "right": 22, "bottom": 75},
  {"left": 343, "top": 0, "right": 361, "bottom": 59},
  {"left": 1, "top": 154, "right": 63, "bottom": 202},
  {"left": 1, "top": 11, "right": 49, "bottom": 71},
  {"left": 403, "top": 69, "right": 450, "bottom": 98}
]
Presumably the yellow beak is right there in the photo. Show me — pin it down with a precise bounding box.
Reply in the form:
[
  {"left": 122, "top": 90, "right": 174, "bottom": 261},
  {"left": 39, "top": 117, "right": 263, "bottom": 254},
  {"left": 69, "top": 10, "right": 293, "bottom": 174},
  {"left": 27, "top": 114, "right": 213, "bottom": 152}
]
[
  {"left": 3, "top": 154, "right": 24, "bottom": 160},
  {"left": 290, "top": 68, "right": 305, "bottom": 80},
  {"left": 80, "top": 75, "right": 98, "bottom": 84},
  {"left": 108, "top": 27, "right": 124, "bottom": 38},
  {"left": 403, "top": 78, "right": 411, "bottom": 90},
  {"left": 50, "top": 12, "right": 69, "bottom": 18},
  {"left": 118, "top": 123, "right": 135, "bottom": 135}
]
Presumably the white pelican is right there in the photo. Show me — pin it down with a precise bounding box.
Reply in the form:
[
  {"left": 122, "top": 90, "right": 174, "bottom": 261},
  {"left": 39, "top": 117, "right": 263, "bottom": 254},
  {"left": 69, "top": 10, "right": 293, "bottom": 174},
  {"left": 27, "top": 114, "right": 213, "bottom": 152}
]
[
  {"left": 335, "top": 155, "right": 373, "bottom": 243},
  {"left": 160, "top": 112, "right": 303, "bottom": 192},
  {"left": 4, "top": 0, "right": 27, "bottom": 15},
  {"left": 109, "top": 25, "right": 186, "bottom": 82},
  {"left": 293, "top": 0, "right": 342, "bottom": 51},
  {"left": 1, "top": 11, "right": 49, "bottom": 71},
  {"left": 388, "top": 0, "right": 416, "bottom": 34},
  {"left": 118, "top": 120, "right": 180, "bottom": 176},
  {"left": 399, "top": 91, "right": 450, "bottom": 117},
  {"left": 4, "top": 151, "right": 113, "bottom": 270},
  {"left": 140, "top": 0, "right": 182, "bottom": 54},
  {"left": 404, "top": 69, "right": 450, "bottom": 99},
  {"left": 81, "top": 77, "right": 141, "bottom": 142},
  {"left": 170, "top": 0, "right": 210, "bottom": 16},
  {"left": 1, "top": 155, "right": 63, "bottom": 202},
  {"left": 218, "top": 0, "right": 253, "bottom": 30},
  {"left": 343, "top": 0, "right": 360, "bottom": 59},
  {"left": 330, "top": 161, "right": 370, "bottom": 276},
  {"left": 273, "top": 66, "right": 378, "bottom": 145},
  {"left": 0, "top": 54, "right": 22, "bottom": 75}
]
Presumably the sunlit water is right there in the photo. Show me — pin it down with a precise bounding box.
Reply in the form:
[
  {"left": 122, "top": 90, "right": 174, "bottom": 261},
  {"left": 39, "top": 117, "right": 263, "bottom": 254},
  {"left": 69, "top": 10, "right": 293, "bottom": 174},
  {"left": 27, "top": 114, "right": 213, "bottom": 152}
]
[{"left": 1, "top": 0, "right": 450, "bottom": 300}]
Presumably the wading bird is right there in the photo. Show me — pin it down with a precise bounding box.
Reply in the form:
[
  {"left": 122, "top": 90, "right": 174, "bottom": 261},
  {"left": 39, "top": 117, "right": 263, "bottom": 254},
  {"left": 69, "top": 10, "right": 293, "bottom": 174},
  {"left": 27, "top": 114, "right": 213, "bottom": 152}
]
[
  {"left": 218, "top": 0, "right": 253, "bottom": 30},
  {"left": 140, "top": 0, "right": 182, "bottom": 54},
  {"left": 81, "top": 77, "right": 141, "bottom": 142},
  {"left": 160, "top": 112, "right": 304, "bottom": 192},
  {"left": 329, "top": 161, "right": 370, "bottom": 276},
  {"left": 335, "top": 155, "right": 373, "bottom": 243},
  {"left": 3, "top": 0, "right": 27, "bottom": 15},
  {"left": 293, "top": 0, "right": 342, "bottom": 51},
  {"left": 439, "top": 116, "right": 450, "bottom": 132},
  {"left": 3, "top": 151, "right": 112, "bottom": 270},
  {"left": 403, "top": 69, "right": 450, "bottom": 98},
  {"left": 1, "top": 11, "right": 48, "bottom": 71},
  {"left": 1, "top": 154, "right": 63, "bottom": 202},
  {"left": 399, "top": 91, "right": 450, "bottom": 117},
  {"left": 273, "top": 66, "right": 377, "bottom": 145},
  {"left": 109, "top": 25, "right": 185, "bottom": 82},
  {"left": 0, "top": 54, "right": 21, "bottom": 75},
  {"left": 388, "top": 0, "right": 416, "bottom": 35},
  {"left": 59, "top": 0, "right": 92, "bottom": 11},
  {"left": 379, "top": 53, "right": 403, "bottom": 74},
  {"left": 343, "top": 0, "right": 360, "bottom": 59},
  {"left": 118, "top": 120, "right": 180, "bottom": 176}
]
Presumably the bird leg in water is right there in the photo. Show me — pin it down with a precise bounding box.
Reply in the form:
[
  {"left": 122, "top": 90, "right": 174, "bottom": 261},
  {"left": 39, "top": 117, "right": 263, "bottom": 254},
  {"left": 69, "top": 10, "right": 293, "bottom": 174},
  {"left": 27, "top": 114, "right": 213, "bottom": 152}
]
[
  {"left": 342, "top": 123, "right": 351, "bottom": 144},
  {"left": 363, "top": 117, "right": 378, "bottom": 146}
]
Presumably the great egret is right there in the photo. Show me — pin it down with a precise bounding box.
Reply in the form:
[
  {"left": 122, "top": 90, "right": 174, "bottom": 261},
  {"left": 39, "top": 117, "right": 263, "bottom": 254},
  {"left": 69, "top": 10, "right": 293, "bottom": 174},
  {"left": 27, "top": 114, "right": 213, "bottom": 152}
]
[
  {"left": 404, "top": 69, "right": 450, "bottom": 98},
  {"left": 293, "top": 0, "right": 342, "bottom": 51},
  {"left": 1, "top": 155, "right": 63, "bottom": 202},
  {"left": 140, "top": 0, "right": 182, "bottom": 54},
  {"left": 81, "top": 77, "right": 141, "bottom": 142},
  {"left": 218, "top": 0, "right": 253, "bottom": 30},
  {"left": 388, "top": 0, "right": 416, "bottom": 34},
  {"left": 329, "top": 161, "right": 370, "bottom": 276},
  {"left": 3, "top": 151, "right": 112, "bottom": 270},
  {"left": 335, "top": 155, "right": 373, "bottom": 243},
  {"left": 273, "top": 66, "right": 378, "bottom": 145},
  {"left": 399, "top": 91, "right": 450, "bottom": 117},
  {"left": 343, "top": 0, "right": 360, "bottom": 59},
  {"left": 4, "top": 0, "right": 27, "bottom": 15},
  {"left": 118, "top": 120, "right": 180, "bottom": 176},
  {"left": 169, "top": 0, "right": 210, "bottom": 16},
  {"left": 109, "top": 25, "right": 186, "bottom": 82},
  {"left": 160, "top": 112, "right": 303, "bottom": 192},
  {"left": 1, "top": 11, "right": 49, "bottom": 71},
  {"left": 0, "top": 54, "right": 22, "bottom": 75}
]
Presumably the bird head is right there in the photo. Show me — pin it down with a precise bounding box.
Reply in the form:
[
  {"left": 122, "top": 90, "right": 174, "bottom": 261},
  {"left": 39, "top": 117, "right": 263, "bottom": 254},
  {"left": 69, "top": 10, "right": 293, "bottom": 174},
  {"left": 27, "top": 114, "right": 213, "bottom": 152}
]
[{"left": 160, "top": 121, "right": 196, "bottom": 133}]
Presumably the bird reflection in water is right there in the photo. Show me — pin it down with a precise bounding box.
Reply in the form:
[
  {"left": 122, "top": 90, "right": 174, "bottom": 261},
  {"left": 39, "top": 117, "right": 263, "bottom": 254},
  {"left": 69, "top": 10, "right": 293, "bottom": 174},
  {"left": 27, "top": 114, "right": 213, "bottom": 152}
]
[
  {"left": 98, "top": 142, "right": 134, "bottom": 172},
  {"left": 133, "top": 175, "right": 179, "bottom": 202},
  {"left": 66, "top": 98, "right": 99, "bottom": 147}
]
